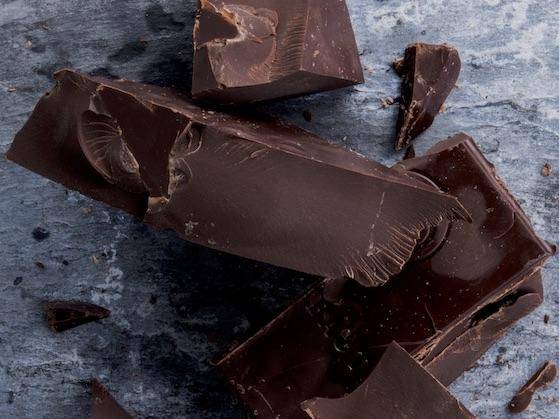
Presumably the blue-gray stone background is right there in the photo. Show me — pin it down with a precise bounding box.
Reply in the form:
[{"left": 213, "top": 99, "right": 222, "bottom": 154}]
[{"left": 0, "top": 0, "right": 557, "bottom": 417}]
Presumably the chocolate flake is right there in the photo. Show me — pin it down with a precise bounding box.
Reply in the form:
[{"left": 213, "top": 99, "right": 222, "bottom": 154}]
[
  {"left": 91, "top": 380, "right": 133, "bottom": 419},
  {"left": 544, "top": 314, "right": 550, "bottom": 324},
  {"left": 302, "top": 109, "right": 312, "bottom": 122},
  {"left": 508, "top": 362, "right": 557, "bottom": 413},
  {"left": 394, "top": 43, "right": 461, "bottom": 150},
  {"left": 43, "top": 300, "right": 110, "bottom": 332},
  {"left": 541, "top": 162, "right": 552, "bottom": 177},
  {"left": 301, "top": 342, "right": 474, "bottom": 419}
]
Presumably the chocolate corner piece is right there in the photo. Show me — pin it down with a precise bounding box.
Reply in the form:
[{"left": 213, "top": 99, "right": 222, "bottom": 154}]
[
  {"left": 43, "top": 300, "right": 110, "bottom": 332},
  {"left": 192, "top": 0, "right": 364, "bottom": 104},
  {"left": 508, "top": 362, "right": 557, "bottom": 413},
  {"left": 91, "top": 380, "right": 133, "bottom": 419},
  {"left": 301, "top": 342, "right": 474, "bottom": 419},
  {"left": 394, "top": 43, "right": 461, "bottom": 150}
]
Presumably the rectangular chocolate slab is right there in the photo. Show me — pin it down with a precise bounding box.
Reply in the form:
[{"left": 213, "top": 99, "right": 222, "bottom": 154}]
[
  {"left": 217, "top": 134, "right": 554, "bottom": 419},
  {"left": 7, "top": 69, "right": 468, "bottom": 287}
]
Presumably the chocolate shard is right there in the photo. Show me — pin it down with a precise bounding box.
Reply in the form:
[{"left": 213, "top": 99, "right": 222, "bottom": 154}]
[
  {"left": 394, "top": 43, "right": 461, "bottom": 150},
  {"left": 217, "top": 134, "right": 553, "bottom": 419},
  {"left": 192, "top": 0, "right": 364, "bottom": 104},
  {"left": 7, "top": 69, "right": 469, "bottom": 287},
  {"left": 301, "top": 342, "right": 474, "bottom": 419},
  {"left": 91, "top": 380, "right": 133, "bottom": 419},
  {"left": 43, "top": 300, "right": 110, "bottom": 332},
  {"left": 508, "top": 362, "right": 557, "bottom": 413}
]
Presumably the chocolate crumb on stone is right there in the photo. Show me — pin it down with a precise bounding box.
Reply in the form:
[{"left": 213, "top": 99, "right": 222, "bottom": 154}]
[
  {"left": 541, "top": 163, "right": 552, "bottom": 177},
  {"left": 302, "top": 110, "right": 313, "bottom": 122},
  {"left": 544, "top": 314, "right": 550, "bottom": 324},
  {"left": 43, "top": 301, "right": 110, "bottom": 332},
  {"left": 32, "top": 226, "right": 50, "bottom": 241}
]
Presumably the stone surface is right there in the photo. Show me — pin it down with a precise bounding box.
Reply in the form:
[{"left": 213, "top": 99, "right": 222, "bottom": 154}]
[{"left": 0, "top": 0, "right": 557, "bottom": 418}]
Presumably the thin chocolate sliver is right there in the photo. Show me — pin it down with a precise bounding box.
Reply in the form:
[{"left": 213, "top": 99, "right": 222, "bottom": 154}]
[
  {"left": 192, "top": 0, "right": 364, "bottom": 104},
  {"left": 301, "top": 342, "right": 474, "bottom": 419},
  {"left": 217, "top": 134, "right": 554, "bottom": 419},
  {"left": 91, "top": 380, "right": 133, "bottom": 419},
  {"left": 508, "top": 362, "right": 557, "bottom": 413},
  {"left": 43, "top": 300, "right": 110, "bottom": 332},
  {"left": 394, "top": 43, "right": 461, "bottom": 150},
  {"left": 7, "top": 69, "right": 469, "bottom": 287}
]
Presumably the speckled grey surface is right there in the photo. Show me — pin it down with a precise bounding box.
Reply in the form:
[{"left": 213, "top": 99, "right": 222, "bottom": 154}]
[{"left": 0, "top": 0, "right": 557, "bottom": 418}]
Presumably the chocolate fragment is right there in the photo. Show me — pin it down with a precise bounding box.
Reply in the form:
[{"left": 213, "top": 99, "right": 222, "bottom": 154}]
[
  {"left": 302, "top": 109, "right": 312, "bottom": 122},
  {"left": 43, "top": 300, "right": 110, "bottom": 332},
  {"left": 301, "top": 342, "right": 474, "bottom": 419},
  {"left": 7, "top": 69, "right": 470, "bottom": 287},
  {"left": 544, "top": 314, "right": 550, "bottom": 324},
  {"left": 394, "top": 43, "right": 461, "bottom": 150},
  {"left": 508, "top": 362, "right": 557, "bottom": 413},
  {"left": 91, "top": 380, "right": 132, "bottom": 419},
  {"left": 192, "top": 0, "right": 364, "bottom": 104},
  {"left": 541, "top": 162, "right": 552, "bottom": 177},
  {"left": 217, "top": 134, "right": 554, "bottom": 418},
  {"left": 403, "top": 144, "right": 416, "bottom": 160}
]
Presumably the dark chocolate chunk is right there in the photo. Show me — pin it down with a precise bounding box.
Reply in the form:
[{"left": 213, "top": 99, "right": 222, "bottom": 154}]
[
  {"left": 91, "top": 380, "right": 133, "bottom": 419},
  {"left": 541, "top": 162, "right": 552, "bottom": 177},
  {"left": 43, "top": 300, "right": 110, "bottom": 332},
  {"left": 35, "top": 261, "right": 46, "bottom": 270},
  {"left": 7, "top": 69, "right": 470, "bottom": 287},
  {"left": 301, "top": 342, "right": 474, "bottom": 419},
  {"left": 394, "top": 43, "right": 461, "bottom": 150},
  {"left": 32, "top": 226, "right": 50, "bottom": 241},
  {"left": 192, "top": 0, "right": 364, "bottom": 104},
  {"left": 217, "top": 134, "right": 554, "bottom": 419},
  {"left": 508, "top": 362, "right": 557, "bottom": 413}
]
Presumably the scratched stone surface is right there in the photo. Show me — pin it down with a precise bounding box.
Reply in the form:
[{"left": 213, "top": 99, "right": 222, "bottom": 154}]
[{"left": 0, "top": 0, "right": 557, "bottom": 418}]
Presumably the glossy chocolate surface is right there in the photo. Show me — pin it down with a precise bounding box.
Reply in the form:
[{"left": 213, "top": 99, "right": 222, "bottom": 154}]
[
  {"left": 192, "top": 0, "right": 364, "bottom": 104},
  {"left": 217, "top": 134, "right": 554, "bottom": 419},
  {"left": 394, "top": 43, "right": 461, "bottom": 150},
  {"left": 7, "top": 69, "right": 468, "bottom": 287},
  {"left": 91, "top": 380, "right": 132, "bottom": 419},
  {"left": 301, "top": 342, "right": 474, "bottom": 419}
]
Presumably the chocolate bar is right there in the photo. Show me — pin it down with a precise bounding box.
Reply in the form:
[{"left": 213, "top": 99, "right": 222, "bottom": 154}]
[
  {"left": 91, "top": 380, "right": 132, "bottom": 419},
  {"left": 217, "top": 134, "right": 554, "bottom": 419},
  {"left": 301, "top": 342, "right": 474, "bottom": 419},
  {"left": 7, "top": 69, "right": 468, "bottom": 287},
  {"left": 394, "top": 43, "right": 461, "bottom": 150},
  {"left": 192, "top": 0, "right": 364, "bottom": 104}
]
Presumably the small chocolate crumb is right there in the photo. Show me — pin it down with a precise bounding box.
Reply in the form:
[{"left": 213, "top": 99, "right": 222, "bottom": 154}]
[
  {"left": 32, "top": 227, "right": 50, "bottom": 241},
  {"left": 544, "top": 314, "right": 550, "bottom": 324},
  {"left": 13, "top": 276, "right": 23, "bottom": 286},
  {"left": 508, "top": 362, "right": 557, "bottom": 413},
  {"left": 7, "top": 391, "right": 14, "bottom": 404},
  {"left": 381, "top": 97, "right": 395, "bottom": 108},
  {"left": 302, "top": 110, "right": 313, "bottom": 122},
  {"left": 149, "top": 295, "right": 158, "bottom": 305},
  {"left": 35, "top": 261, "right": 46, "bottom": 270},
  {"left": 62, "top": 260, "right": 69, "bottom": 266},
  {"left": 541, "top": 163, "right": 552, "bottom": 177}
]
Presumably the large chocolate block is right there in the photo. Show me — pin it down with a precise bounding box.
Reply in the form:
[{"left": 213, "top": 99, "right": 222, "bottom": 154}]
[
  {"left": 301, "top": 342, "right": 474, "bottom": 419},
  {"left": 7, "top": 69, "right": 467, "bottom": 287},
  {"left": 192, "top": 0, "right": 364, "bottom": 104},
  {"left": 217, "top": 134, "right": 554, "bottom": 419}
]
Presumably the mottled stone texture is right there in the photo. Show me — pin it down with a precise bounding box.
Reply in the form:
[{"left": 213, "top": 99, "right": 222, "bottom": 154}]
[{"left": 0, "top": 0, "right": 557, "bottom": 418}]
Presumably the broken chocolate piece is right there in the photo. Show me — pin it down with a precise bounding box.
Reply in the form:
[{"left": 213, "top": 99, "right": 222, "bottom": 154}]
[
  {"left": 403, "top": 144, "right": 416, "bottom": 160},
  {"left": 217, "top": 134, "right": 554, "bottom": 419},
  {"left": 508, "top": 362, "right": 557, "bottom": 413},
  {"left": 301, "top": 342, "right": 474, "bottom": 419},
  {"left": 394, "top": 43, "right": 461, "bottom": 150},
  {"left": 7, "top": 69, "right": 469, "bottom": 287},
  {"left": 43, "top": 300, "right": 110, "bottom": 332},
  {"left": 544, "top": 314, "right": 550, "bottom": 324},
  {"left": 302, "top": 109, "right": 312, "bottom": 122},
  {"left": 192, "top": 0, "right": 364, "bottom": 104},
  {"left": 91, "top": 380, "right": 133, "bottom": 419}
]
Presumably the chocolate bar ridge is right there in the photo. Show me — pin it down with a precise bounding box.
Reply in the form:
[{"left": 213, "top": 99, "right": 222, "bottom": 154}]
[{"left": 7, "top": 69, "right": 469, "bottom": 287}]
